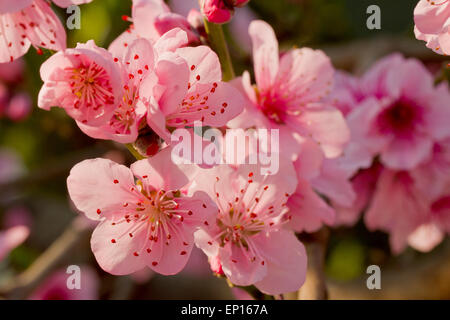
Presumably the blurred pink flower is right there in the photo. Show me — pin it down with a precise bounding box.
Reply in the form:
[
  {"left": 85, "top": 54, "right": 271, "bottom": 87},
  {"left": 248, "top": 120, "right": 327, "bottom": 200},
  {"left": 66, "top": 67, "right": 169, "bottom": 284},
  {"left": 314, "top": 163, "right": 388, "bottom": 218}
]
[
  {"left": 67, "top": 148, "right": 217, "bottom": 275},
  {"left": 193, "top": 161, "right": 307, "bottom": 295},
  {"left": 414, "top": 0, "right": 450, "bottom": 56},
  {"left": 0, "top": 225, "right": 29, "bottom": 261},
  {"left": 0, "top": 0, "right": 93, "bottom": 63},
  {"left": 348, "top": 54, "right": 450, "bottom": 170},
  {"left": 30, "top": 265, "right": 99, "bottom": 300},
  {"left": 6, "top": 93, "right": 32, "bottom": 121},
  {"left": 0, "top": 59, "right": 24, "bottom": 83},
  {"left": 229, "top": 20, "right": 349, "bottom": 159}
]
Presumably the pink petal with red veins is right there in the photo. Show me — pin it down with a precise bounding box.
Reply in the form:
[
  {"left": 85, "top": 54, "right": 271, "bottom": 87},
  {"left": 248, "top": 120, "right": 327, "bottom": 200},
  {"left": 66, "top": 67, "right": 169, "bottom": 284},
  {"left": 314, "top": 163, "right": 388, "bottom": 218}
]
[
  {"left": 132, "top": 0, "right": 170, "bottom": 42},
  {"left": 90, "top": 219, "right": 148, "bottom": 275},
  {"left": 17, "top": 0, "right": 66, "bottom": 52},
  {"left": 67, "top": 158, "right": 139, "bottom": 221},
  {"left": 154, "top": 51, "right": 189, "bottom": 115},
  {"left": 249, "top": 20, "right": 279, "bottom": 92},
  {"left": 130, "top": 147, "right": 196, "bottom": 191},
  {"left": 288, "top": 179, "right": 336, "bottom": 233},
  {"left": 176, "top": 45, "right": 222, "bottom": 84},
  {"left": 0, "top": 14, "right": 31, "bottom": 63},
  {"left": 285, "top": 105, "right": 350, "bottom": 159},
  {"left": 154, "top": 28, "right": 189, "bottom": 55},
  {"left": 253, "top": 229, "right": 307, "bottom": 295},
  {"left": 219, "top": 241, "right": 267, "bottom": 287},
  {"left": 108, "top": 26, "right": 139, "bottom": 60},
  {"left": 276, "top": 48, "right": 334, "bottom": 106}
]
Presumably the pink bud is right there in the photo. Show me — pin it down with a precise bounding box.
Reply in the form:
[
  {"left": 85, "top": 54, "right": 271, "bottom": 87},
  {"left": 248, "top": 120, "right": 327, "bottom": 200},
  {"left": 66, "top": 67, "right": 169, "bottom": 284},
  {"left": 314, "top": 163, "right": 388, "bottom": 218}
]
[{"left": 201, "top": 0, "right": 234, "bottom": 24}]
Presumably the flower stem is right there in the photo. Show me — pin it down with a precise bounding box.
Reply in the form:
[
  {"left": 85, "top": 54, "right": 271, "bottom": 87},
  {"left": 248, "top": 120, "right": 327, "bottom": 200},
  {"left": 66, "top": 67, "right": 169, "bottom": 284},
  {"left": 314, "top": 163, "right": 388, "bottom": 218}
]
[
  {"left": 125, "top": 143, "right": 146, "bottom": 160},
  {"left": 203, "top": 19, "right": 235, "bottom": 82}
]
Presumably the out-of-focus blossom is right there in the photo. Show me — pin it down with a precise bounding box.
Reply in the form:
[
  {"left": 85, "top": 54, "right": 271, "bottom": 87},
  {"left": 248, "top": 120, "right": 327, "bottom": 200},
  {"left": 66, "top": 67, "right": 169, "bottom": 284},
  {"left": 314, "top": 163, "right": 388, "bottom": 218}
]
[
  {"left": 229, "top": 20, "right": 349, "bottom": 159},
  {"left": 30, "top": 265, "right": 99, "bottom": 300},
  {"left": 0, "top": 58, "right": 31, "bottom": 122},
  {"left": 67, "top": 148, "right": 217, "bottom": 275},
  {"left": 193, "top": 160, "right": 307, "bottom": 295},
  {"left": 200, "top": 0, "right": 250, "bottom": 24},
  {"left": 348, "top": 54, "right": 450, "bottom": 170},
  {"left": 325, "top": 56, "right": 450, "bottom": 252},
  {"left": 0, "top": 0, "right": 93, "bottom": 63},
  {"left": 0, "top": 59, "right": 24, "bottom": 83},
  {"left": 0, "top": 225, "right": 29, "bottom": 262},
  {"left": 414, "top": 0, "right": 450, "bottom": 56},
  {"left": 6, "top": 93, "right": 32, "bottom": 122}
]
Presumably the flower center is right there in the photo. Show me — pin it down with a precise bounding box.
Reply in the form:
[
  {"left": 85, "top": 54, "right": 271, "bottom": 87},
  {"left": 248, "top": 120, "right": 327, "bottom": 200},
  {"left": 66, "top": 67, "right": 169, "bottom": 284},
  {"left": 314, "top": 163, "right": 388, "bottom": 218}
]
[
  {"left": 376, "top": 99, "right": 423, "bottom": 138},
  {"left": 66, "top": 61, "right": 115, "bottom": 120},
  {"left": 258, "top": 92, "right": 286, "bottom": 125}
]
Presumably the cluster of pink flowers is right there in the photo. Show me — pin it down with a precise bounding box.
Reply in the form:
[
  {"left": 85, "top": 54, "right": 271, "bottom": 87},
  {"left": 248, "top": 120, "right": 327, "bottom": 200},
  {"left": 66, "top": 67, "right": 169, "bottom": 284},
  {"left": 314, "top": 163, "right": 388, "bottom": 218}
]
[
  {"left": 325, "top": 54, "right": 450, "bottom": 253},
  {"left": 1, "top": 0, "right": 449, "bottom": 296}
]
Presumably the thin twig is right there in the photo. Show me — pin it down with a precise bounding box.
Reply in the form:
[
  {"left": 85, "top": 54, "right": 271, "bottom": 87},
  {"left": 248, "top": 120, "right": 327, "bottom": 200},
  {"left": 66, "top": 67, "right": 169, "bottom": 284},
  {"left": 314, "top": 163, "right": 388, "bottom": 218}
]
[{"left": 0, "top": 217, "right": 91, "bottom": 300}]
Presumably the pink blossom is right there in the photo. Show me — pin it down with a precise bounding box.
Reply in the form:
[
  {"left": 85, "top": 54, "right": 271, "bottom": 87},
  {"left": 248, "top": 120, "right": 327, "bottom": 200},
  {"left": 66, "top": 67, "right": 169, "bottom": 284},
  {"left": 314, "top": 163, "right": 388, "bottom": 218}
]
[
  {"left": 78, "top": 38, "right": 159, "bottom": 143},
  {"left": 0, "top": 225, "right": 29, "bottom": 261},
  {"left": 0, "top": 0, "right": 93, "bottom": 63},
  {"left": 192, "top": 161, "right": 307, "bottom": 295},
  {"left": 6, "top": 93, "right": 32, "bottom": 121},
  {"left": 30, "top": 265, "right": 99, "bottom": 300},
  {"left": 67, "top": 148, "right": 217, "bottom": 275},
  {"left": 38, "top": 40, "right": 123, "bottom": 127},
  {"left": 109, "top": 0, "right": 198, "bottom": 54},
  {"left": 229, "top": 20, "right": 349, "bottom": 159},
  {"left": 414, "top": 0, "right": 450, "bottom": 55},
  {"left": 38, "top": 38, "right": 157, "bottom": 143},
  {"left": 147, "top": 45, "right": 245, "bottom": 142},
  {"left": 348, "top": 54, "right": 450, "bottom": 170}
]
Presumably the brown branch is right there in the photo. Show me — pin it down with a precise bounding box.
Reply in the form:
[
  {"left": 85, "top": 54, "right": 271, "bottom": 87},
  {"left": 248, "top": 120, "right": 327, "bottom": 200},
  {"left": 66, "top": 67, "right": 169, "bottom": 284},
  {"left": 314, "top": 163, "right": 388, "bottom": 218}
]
[{"left": 0, "top": 217, "right": 91, "bottom": 300}]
